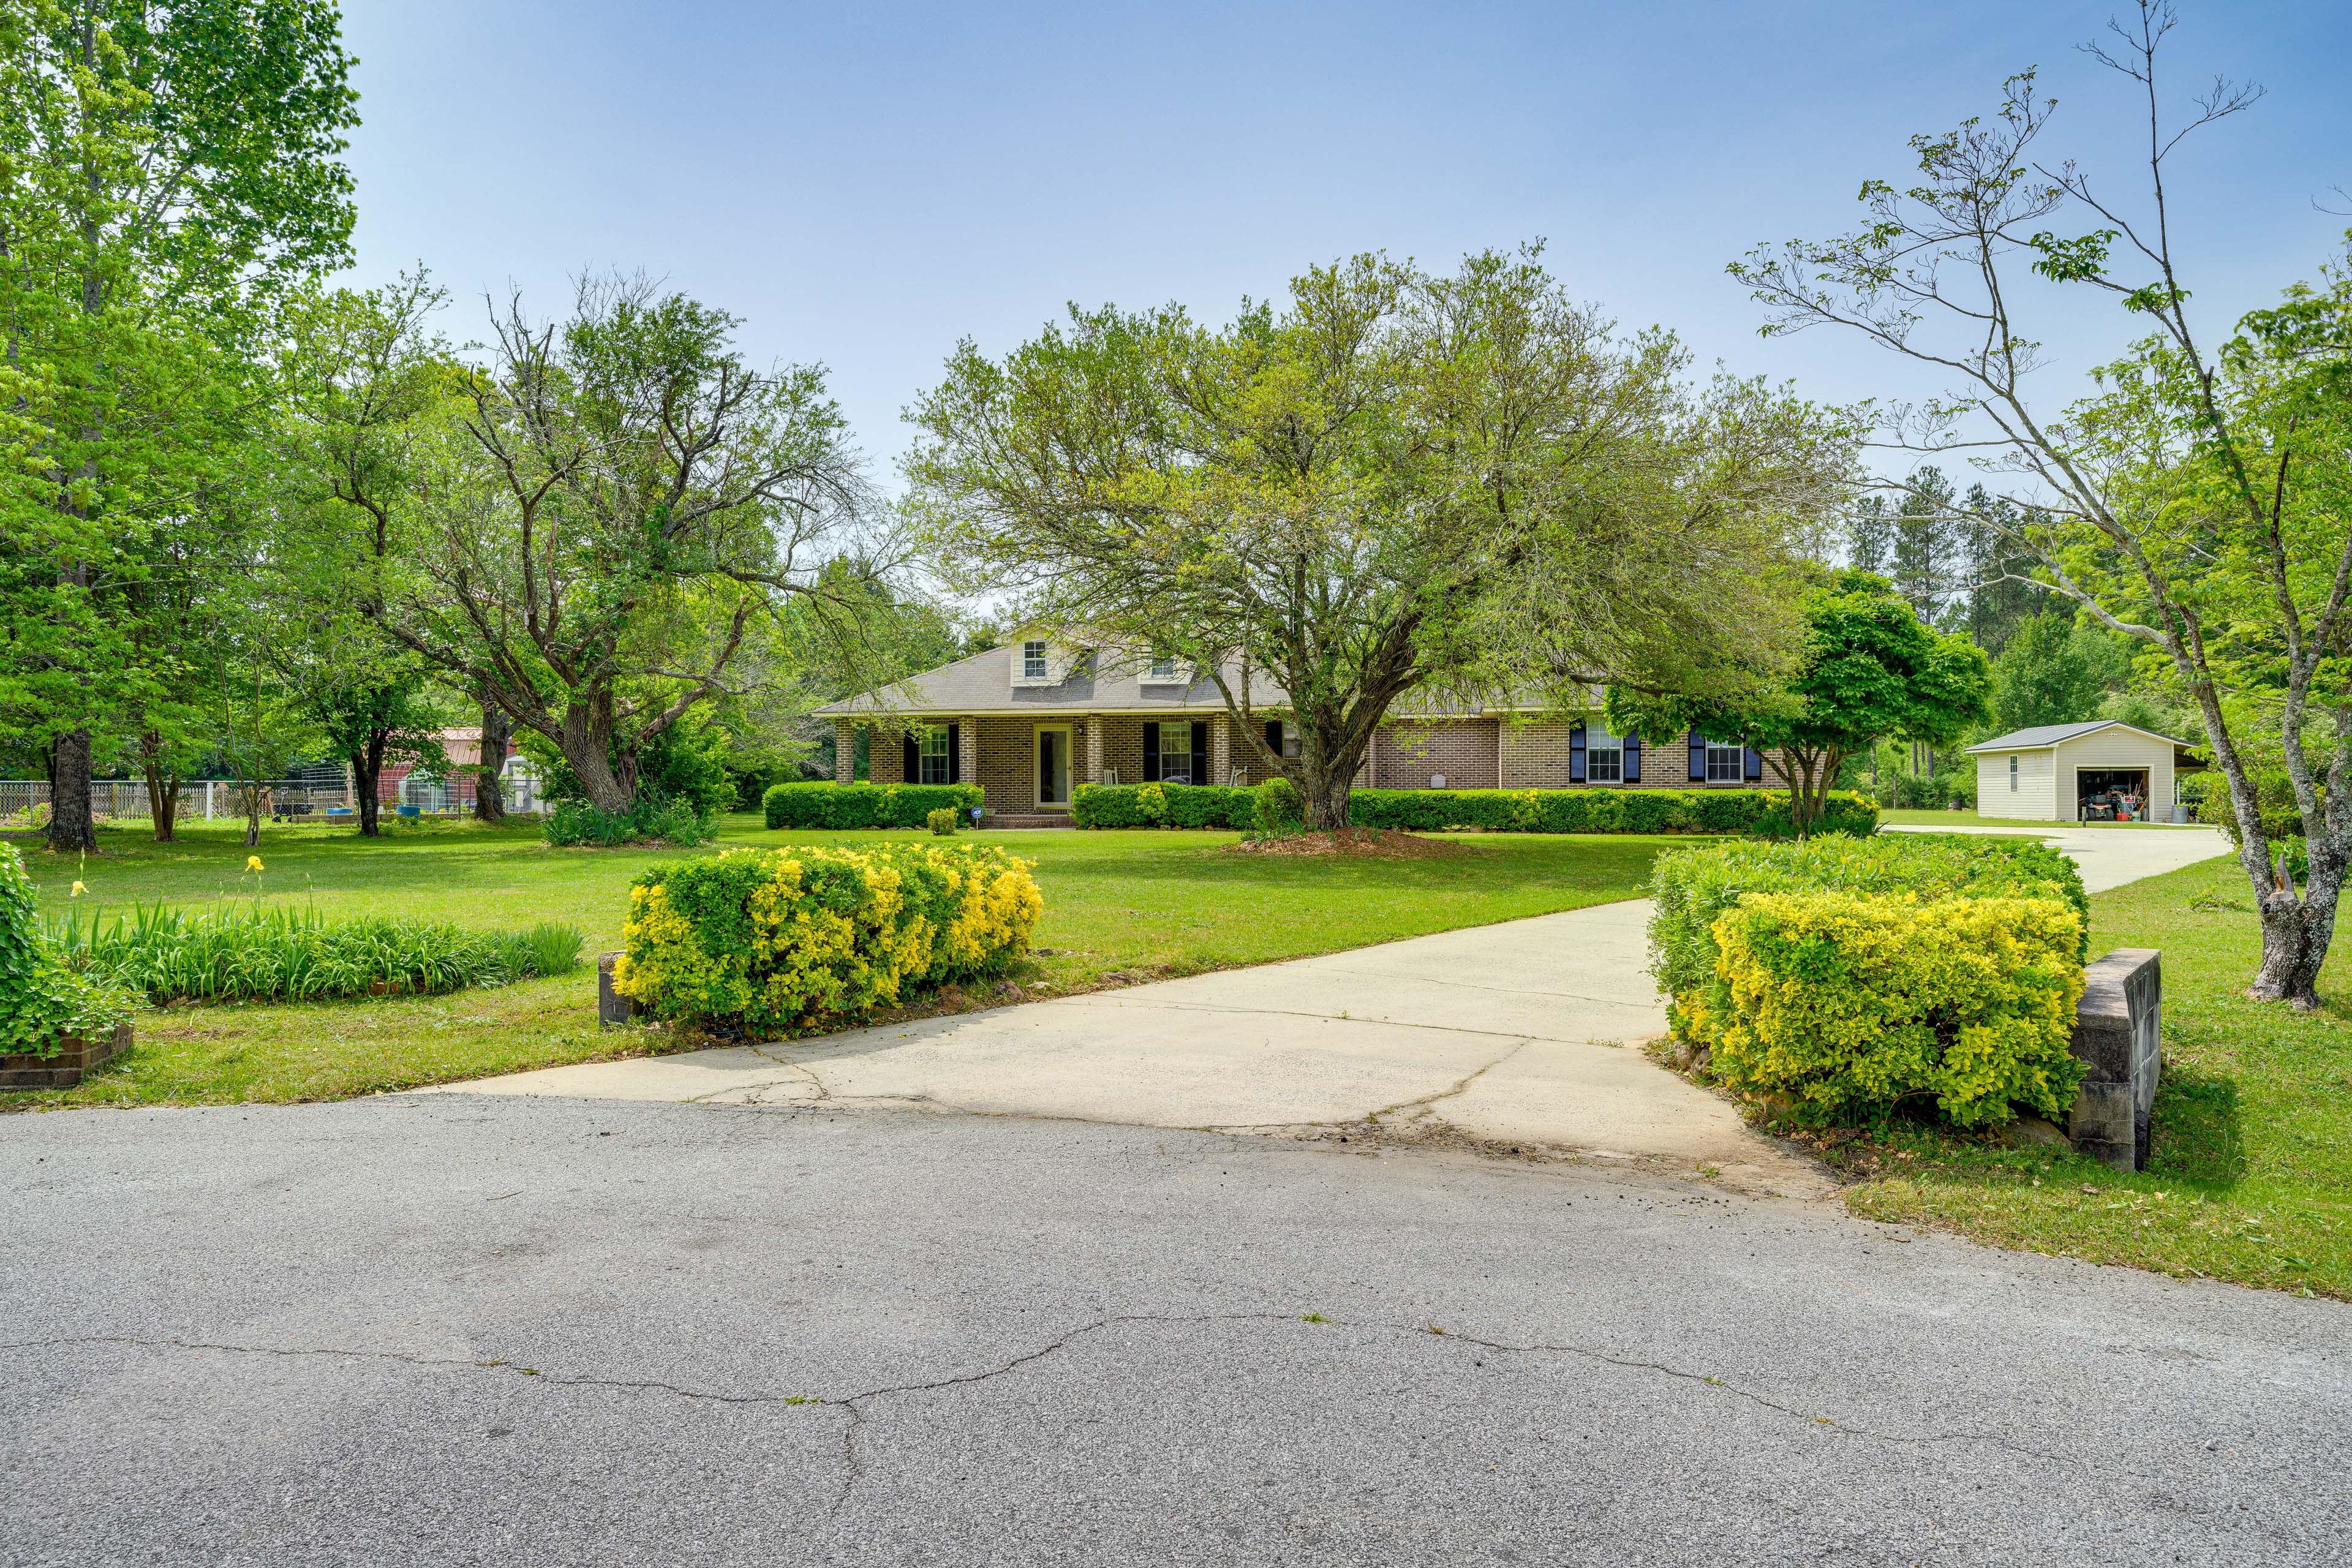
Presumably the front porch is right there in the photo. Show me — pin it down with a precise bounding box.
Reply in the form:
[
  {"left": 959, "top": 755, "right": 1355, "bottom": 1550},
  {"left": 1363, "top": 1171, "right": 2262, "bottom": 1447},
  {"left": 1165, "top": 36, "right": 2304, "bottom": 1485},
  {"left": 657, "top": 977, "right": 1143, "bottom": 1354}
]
[{"left": 832, "top": 713, "right": 1257, "bottom": 820}]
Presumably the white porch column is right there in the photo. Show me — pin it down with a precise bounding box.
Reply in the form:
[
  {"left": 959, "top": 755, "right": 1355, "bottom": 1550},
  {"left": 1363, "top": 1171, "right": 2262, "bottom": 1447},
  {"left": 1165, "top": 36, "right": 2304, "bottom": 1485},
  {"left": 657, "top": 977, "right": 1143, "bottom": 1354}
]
[
  {"left": 1085, "top": 717, "right": 1104, "bottom": 785},
  {"left": 834, "top": 718, "right": 856, "bottom": 783},
  {"left": 1209, "top": 716, "right": 1231, "bottom": 787}
]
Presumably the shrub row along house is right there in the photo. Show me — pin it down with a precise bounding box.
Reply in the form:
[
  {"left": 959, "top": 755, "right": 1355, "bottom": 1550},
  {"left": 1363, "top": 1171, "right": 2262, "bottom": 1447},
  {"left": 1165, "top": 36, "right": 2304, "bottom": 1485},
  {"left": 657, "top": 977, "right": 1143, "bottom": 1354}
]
[{"left": 816, "top": 638, "right": 1783, "bottom": 823}]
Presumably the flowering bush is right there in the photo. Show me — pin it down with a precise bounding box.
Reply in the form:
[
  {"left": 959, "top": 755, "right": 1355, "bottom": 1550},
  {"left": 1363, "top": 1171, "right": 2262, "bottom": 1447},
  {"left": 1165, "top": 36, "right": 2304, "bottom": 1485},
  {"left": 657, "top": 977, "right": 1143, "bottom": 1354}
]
[
  {"left": 1, "top": 846, "right": 130, "bottom": 1059},
  {"left": 1706, "top": 892, "right": 2084, "bottom": 1128},
  {"left": 613, "top": 841, "right": 1042, "bottom": 1034},
  {"left": 925, "top": 807, "right": 959, "bottom": 835},
  {"left": 1648, "top": 834, "right": 2091, "bottom": 1128}
]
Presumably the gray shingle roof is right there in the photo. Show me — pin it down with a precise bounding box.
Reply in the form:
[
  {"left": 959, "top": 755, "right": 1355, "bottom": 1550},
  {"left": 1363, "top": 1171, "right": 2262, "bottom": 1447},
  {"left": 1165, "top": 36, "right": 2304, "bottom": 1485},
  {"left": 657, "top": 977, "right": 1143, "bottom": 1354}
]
[
  {"left": 1966, "top": 720, "right": 2190, "bottom": 753},
  {"left": 813, "top": 644, "right": 1291, "bottom": 717},
  {"left": 813, "top": 642, "right": 1589, "bottom": 719}
]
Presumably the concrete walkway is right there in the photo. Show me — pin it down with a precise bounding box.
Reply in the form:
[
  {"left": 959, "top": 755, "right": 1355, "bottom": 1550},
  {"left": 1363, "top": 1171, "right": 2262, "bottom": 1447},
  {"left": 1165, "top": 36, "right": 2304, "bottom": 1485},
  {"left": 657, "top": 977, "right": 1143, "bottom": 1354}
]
[{"left": 438, "top": 825, "right": 2232, "bottom": 1195}]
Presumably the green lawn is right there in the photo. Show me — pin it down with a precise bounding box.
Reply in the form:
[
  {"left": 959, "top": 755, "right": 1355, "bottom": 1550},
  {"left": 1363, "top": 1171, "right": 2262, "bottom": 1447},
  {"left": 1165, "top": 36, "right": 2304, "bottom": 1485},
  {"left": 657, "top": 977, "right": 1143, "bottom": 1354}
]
[
  {"left": 7, "top": 813, "right": 1672, "bottom": 1109},
  {"left": 1841, "top": 855, "right": 2352, "bottom": 1300},
  {"left": 1875, "top": 808, "right": 2204, "bottom": 830}
]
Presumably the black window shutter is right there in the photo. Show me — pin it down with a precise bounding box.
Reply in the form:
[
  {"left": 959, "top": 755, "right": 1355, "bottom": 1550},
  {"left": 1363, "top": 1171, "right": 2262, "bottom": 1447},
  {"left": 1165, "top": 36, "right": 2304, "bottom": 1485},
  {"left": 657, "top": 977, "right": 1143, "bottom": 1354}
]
[
  {"left": 1569, "top": 722, "right": 1586, "bottom": 783},
  {"left": 1624, "top": 733, "right": 1641, "bottom": 784},
  {"left": 1265, "top": 719, "right": 1282, "bottom": 756},
  {"left": 1189, "top": 722, "right": 1208, "bottom": 785},
  {"left": 1687, "top": 729, "right": 1706, "bottom": 783},
  {"left": 1143, "top": 722, "right": 1161, "bottom": 782},
  {"left": 902, "top": 731, "right": 919, "bottom": 784},
  {"left": 1744, "top": 744, "right": 1763, "bottom": 783},
  {"left": 947, "top": 723, "right": 960, "bottom": 785}
]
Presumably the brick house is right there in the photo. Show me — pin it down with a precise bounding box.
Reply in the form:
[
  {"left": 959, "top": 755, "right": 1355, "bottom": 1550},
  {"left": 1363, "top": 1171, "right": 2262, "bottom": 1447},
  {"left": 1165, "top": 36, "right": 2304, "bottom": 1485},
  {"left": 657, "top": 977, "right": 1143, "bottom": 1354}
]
[{"left": 815, "top": 637, "right": 1782, "bottom": 822}]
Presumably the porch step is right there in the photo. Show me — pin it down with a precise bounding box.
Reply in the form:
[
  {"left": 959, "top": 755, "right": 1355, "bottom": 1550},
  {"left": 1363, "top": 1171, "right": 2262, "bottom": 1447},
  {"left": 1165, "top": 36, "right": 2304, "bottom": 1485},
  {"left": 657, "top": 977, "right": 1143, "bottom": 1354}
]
[{"left": 980, "top": 813, "right": 1073, "bottom": 829}]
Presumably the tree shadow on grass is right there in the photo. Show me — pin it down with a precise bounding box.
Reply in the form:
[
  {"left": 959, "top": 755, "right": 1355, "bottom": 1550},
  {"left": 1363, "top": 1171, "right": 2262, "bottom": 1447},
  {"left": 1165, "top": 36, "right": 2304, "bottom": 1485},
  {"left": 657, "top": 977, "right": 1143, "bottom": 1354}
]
[{"left": 2147, "top": 1061, "right": 2246, "bottom": 1189}]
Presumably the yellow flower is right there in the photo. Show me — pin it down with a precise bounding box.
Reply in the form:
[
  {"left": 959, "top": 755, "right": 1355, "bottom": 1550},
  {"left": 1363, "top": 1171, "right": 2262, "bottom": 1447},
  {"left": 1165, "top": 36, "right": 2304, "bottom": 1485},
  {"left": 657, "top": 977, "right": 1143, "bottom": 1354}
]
[
  {"left": 246, "top": 855, "right": 265, "bottom": 872},
  {"left": 70, "top": 880, "right": 86, "bottom": 897}
]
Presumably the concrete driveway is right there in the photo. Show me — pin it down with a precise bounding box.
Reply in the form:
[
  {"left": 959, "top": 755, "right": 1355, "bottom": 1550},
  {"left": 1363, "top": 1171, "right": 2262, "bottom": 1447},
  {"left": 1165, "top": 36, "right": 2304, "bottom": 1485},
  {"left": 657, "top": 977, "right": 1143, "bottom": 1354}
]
[{"left": 439, "top": 825, "right": 2231, "bottom": 1194}]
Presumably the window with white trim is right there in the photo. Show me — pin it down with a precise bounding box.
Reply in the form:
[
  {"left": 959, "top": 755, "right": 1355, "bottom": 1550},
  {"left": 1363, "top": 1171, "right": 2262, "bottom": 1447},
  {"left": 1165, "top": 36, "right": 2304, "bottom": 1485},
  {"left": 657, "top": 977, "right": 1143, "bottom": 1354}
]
[
  {"left": 1147, "top": 652, "right": 1179, "bottom": 680},
  {"left": 1704, "top": 738, "right": 1744, "bottom": 783},
  {"left": 1586, "top": 725, "right": 1623, "bottom": 783},
  {"left": 2009, "top": 755, "right": 2019, "bottom": 792},
  {"left": 918, "top": 727, "right": 951, "bottom": 785},
  {"left": 1021, "top": 640, "right": 1048, "bottom": 680}
]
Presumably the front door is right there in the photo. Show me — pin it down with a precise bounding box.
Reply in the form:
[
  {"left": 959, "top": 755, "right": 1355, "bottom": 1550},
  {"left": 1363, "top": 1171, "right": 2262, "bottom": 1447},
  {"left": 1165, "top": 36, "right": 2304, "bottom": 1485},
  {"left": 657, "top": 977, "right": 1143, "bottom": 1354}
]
[{"left": 1036, "top": 725, "right": 1072, "bottom": 809}]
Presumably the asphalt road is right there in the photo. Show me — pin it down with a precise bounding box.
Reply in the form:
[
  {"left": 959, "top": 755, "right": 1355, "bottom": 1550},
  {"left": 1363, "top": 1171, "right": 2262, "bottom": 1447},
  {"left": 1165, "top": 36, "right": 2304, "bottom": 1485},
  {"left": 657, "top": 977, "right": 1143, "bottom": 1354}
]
[{"left": 6, "top": 1094, "right": 2345, "bottom": 1566}]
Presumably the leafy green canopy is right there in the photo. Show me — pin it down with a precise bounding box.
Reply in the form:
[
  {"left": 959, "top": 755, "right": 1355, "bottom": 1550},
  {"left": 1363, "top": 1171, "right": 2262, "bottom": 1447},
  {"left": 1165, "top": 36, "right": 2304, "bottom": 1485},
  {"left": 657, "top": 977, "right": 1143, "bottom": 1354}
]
[
  {"left": 1611, "top": 571, "right": 1990, "bottom": 827},
  {"left": 908, "top": 246, "right": 1854, "bottom": 829},
  {"left": 0, "top": 0, "right": 358, "bottom": 848}
]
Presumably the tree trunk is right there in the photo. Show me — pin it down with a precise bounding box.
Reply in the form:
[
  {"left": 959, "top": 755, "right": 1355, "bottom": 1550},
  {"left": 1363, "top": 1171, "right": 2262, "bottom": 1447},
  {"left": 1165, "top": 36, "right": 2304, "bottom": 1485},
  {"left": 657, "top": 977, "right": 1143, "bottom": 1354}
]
[
  {"left": 138, "top": 730, "right": 178, "bottom": 842},
  {"left": 351, "top": 736, "right": 383, "bottom": 837},
  {"left": 241, "top": 783, "right": 265, "bottom": 848},
  {"left": 1302, "top": 763, "right": 1352, "bottom": 832},
  {"left": 558, "top": 703, "right": 635, "bottom": 815},
  {"left": 2248, "top": 848, "right": 2340, "bottom": 1009},
  {"left": 475, "top": 696, "right": 511, "bottom": 823},
  {"left": 47, "top": 729, "right": 97, "bottom": 852}
]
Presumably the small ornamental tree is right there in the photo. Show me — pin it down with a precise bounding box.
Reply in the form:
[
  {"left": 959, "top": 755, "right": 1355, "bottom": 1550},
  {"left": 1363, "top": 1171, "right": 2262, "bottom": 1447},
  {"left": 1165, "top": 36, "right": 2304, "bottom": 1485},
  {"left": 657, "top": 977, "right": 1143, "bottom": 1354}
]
[{"left": 1611, "top": 571, "right": 1991, "bottom": 831}]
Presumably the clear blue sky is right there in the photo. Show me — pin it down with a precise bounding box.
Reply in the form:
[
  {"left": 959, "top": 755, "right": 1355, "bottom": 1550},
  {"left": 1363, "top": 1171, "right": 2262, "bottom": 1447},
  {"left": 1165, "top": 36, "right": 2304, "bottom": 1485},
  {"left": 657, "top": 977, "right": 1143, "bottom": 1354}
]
[{"left": 336, "top": 1, "right": 2348, "bottom": 481}]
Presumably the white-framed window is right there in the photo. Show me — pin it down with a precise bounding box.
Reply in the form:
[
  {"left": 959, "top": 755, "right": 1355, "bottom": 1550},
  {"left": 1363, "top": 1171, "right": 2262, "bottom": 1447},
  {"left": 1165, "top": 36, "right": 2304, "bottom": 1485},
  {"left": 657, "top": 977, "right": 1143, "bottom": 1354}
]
[
  {"left": 2009, "top": 755, "right": 2019, "bottom": 792},
  {"left": 1280, "top": 725, "right": 1301, "bottom": 760},
  {"left": 1705, "top": 738, "right": 1744, "bottom": 783},
  {"left": 918, "top": 726, "right": 951, "bottom": 785},
  {"left": 1022, "top": 639, "right": 1048, "bottom": 680},
  {"left": 1586, "top": 725, "right": 1623, "bottom": 783},
  {"left": 1147, "top": 652, "right": 1180, "bottom": 680}
]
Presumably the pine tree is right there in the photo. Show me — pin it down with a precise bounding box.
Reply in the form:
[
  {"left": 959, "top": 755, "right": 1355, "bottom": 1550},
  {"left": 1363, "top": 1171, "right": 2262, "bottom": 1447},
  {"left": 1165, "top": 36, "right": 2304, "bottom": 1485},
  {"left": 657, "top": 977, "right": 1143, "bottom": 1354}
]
[
  {"left": 1846, "top": 496, "right": 1893, "bottom": 575},
  {"left": 1960, "top": 484, "right": 2042, "bottom": 654},
  {"left": 1890, "top": 467, "right": 1963, "bottom": 625}
]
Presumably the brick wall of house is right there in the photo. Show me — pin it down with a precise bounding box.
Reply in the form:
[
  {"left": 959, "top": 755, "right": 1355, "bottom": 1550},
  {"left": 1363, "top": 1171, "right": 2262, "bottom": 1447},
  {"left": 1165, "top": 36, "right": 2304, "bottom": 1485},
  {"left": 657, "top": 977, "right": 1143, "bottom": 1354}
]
[
  {"left": 1374, "top": 718, "right": 1500, "bottom": 790},
  {"left": 974, "top": 718, "right": 1033, "bottom": 815},
  {"left": 1497, "top": 721, "right": 1575, "bottom": 788}
]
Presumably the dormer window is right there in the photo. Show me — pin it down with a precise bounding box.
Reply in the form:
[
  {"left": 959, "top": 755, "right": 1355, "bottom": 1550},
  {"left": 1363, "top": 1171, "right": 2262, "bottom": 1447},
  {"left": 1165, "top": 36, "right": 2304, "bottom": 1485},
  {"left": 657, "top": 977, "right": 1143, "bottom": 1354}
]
[
  {"left": 1148, "top": 652, "right": 1179, "bottom": 680},
  {"left": 1022, "top": 640, "right": 1048, "bottom": 680}
]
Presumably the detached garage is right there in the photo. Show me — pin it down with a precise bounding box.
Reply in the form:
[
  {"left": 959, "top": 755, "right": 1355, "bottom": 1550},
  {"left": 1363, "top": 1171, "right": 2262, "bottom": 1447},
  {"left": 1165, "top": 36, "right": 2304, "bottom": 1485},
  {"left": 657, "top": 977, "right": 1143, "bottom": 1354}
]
[{"left": 1968, "top": 720, "right": 2202, "bottom": 822}]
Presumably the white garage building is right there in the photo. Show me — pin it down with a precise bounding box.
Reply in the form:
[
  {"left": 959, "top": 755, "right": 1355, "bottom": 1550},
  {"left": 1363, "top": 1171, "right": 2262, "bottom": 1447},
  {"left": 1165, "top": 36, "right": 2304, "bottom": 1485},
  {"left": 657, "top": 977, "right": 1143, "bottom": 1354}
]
[{"left": 1968, "top": 720, "right": 2201, "bottom": 822}]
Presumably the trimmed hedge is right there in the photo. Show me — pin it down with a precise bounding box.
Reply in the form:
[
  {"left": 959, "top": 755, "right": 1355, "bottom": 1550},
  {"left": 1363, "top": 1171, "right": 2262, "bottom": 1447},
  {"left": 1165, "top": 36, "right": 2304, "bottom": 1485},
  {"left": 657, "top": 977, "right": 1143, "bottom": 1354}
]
[
  {"left": 1071, "top": 782, "right": 1259, "bottom": 829},
  {"left": 1648, "top": 834, "right": 2092, "bottom": 1128},
  {"left": 613, "top": 841, "right": 1041, "bottom": 1035},
  {"left": 1346, "top": 786, "right": 1879, "bottom": 837},
  {"left": 763, "top": 780, "right": 983, "bottom": 830},
  {"left": 1709, "top": 892, "right": 2085, "bottom": 1128},
  {"left": 1069, "top": 782, "right": 1880, "bottom": 835}
]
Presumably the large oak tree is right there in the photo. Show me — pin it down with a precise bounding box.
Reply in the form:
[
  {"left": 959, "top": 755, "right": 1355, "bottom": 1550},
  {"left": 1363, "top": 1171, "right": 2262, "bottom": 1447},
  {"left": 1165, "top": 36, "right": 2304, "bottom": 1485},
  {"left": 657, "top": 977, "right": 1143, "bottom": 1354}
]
[{"left": 909, "top": 247, "right": 1854, "bottom": 829}]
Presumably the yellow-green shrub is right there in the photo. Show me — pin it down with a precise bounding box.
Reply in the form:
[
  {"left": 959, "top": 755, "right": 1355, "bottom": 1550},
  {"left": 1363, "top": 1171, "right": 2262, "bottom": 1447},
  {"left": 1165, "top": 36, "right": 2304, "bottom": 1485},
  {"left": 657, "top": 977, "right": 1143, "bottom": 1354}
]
[
  {"left": 613, "top": 842, "right": 1041, "bottom": 1035},
  {"left": 1701, "top": 891, "right": 2085, "bottom": 1128}
]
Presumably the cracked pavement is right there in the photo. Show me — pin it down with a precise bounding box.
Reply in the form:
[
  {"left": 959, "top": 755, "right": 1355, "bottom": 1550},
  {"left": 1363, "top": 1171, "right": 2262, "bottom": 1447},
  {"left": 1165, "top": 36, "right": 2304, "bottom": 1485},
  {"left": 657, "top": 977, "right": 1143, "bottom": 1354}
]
[
  {"left": 6, "top": 1093, "right": 2344, "bottom": 1566},
  {"left": 432, "top": 899, "right": 1822, "bottom": 1194}
]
